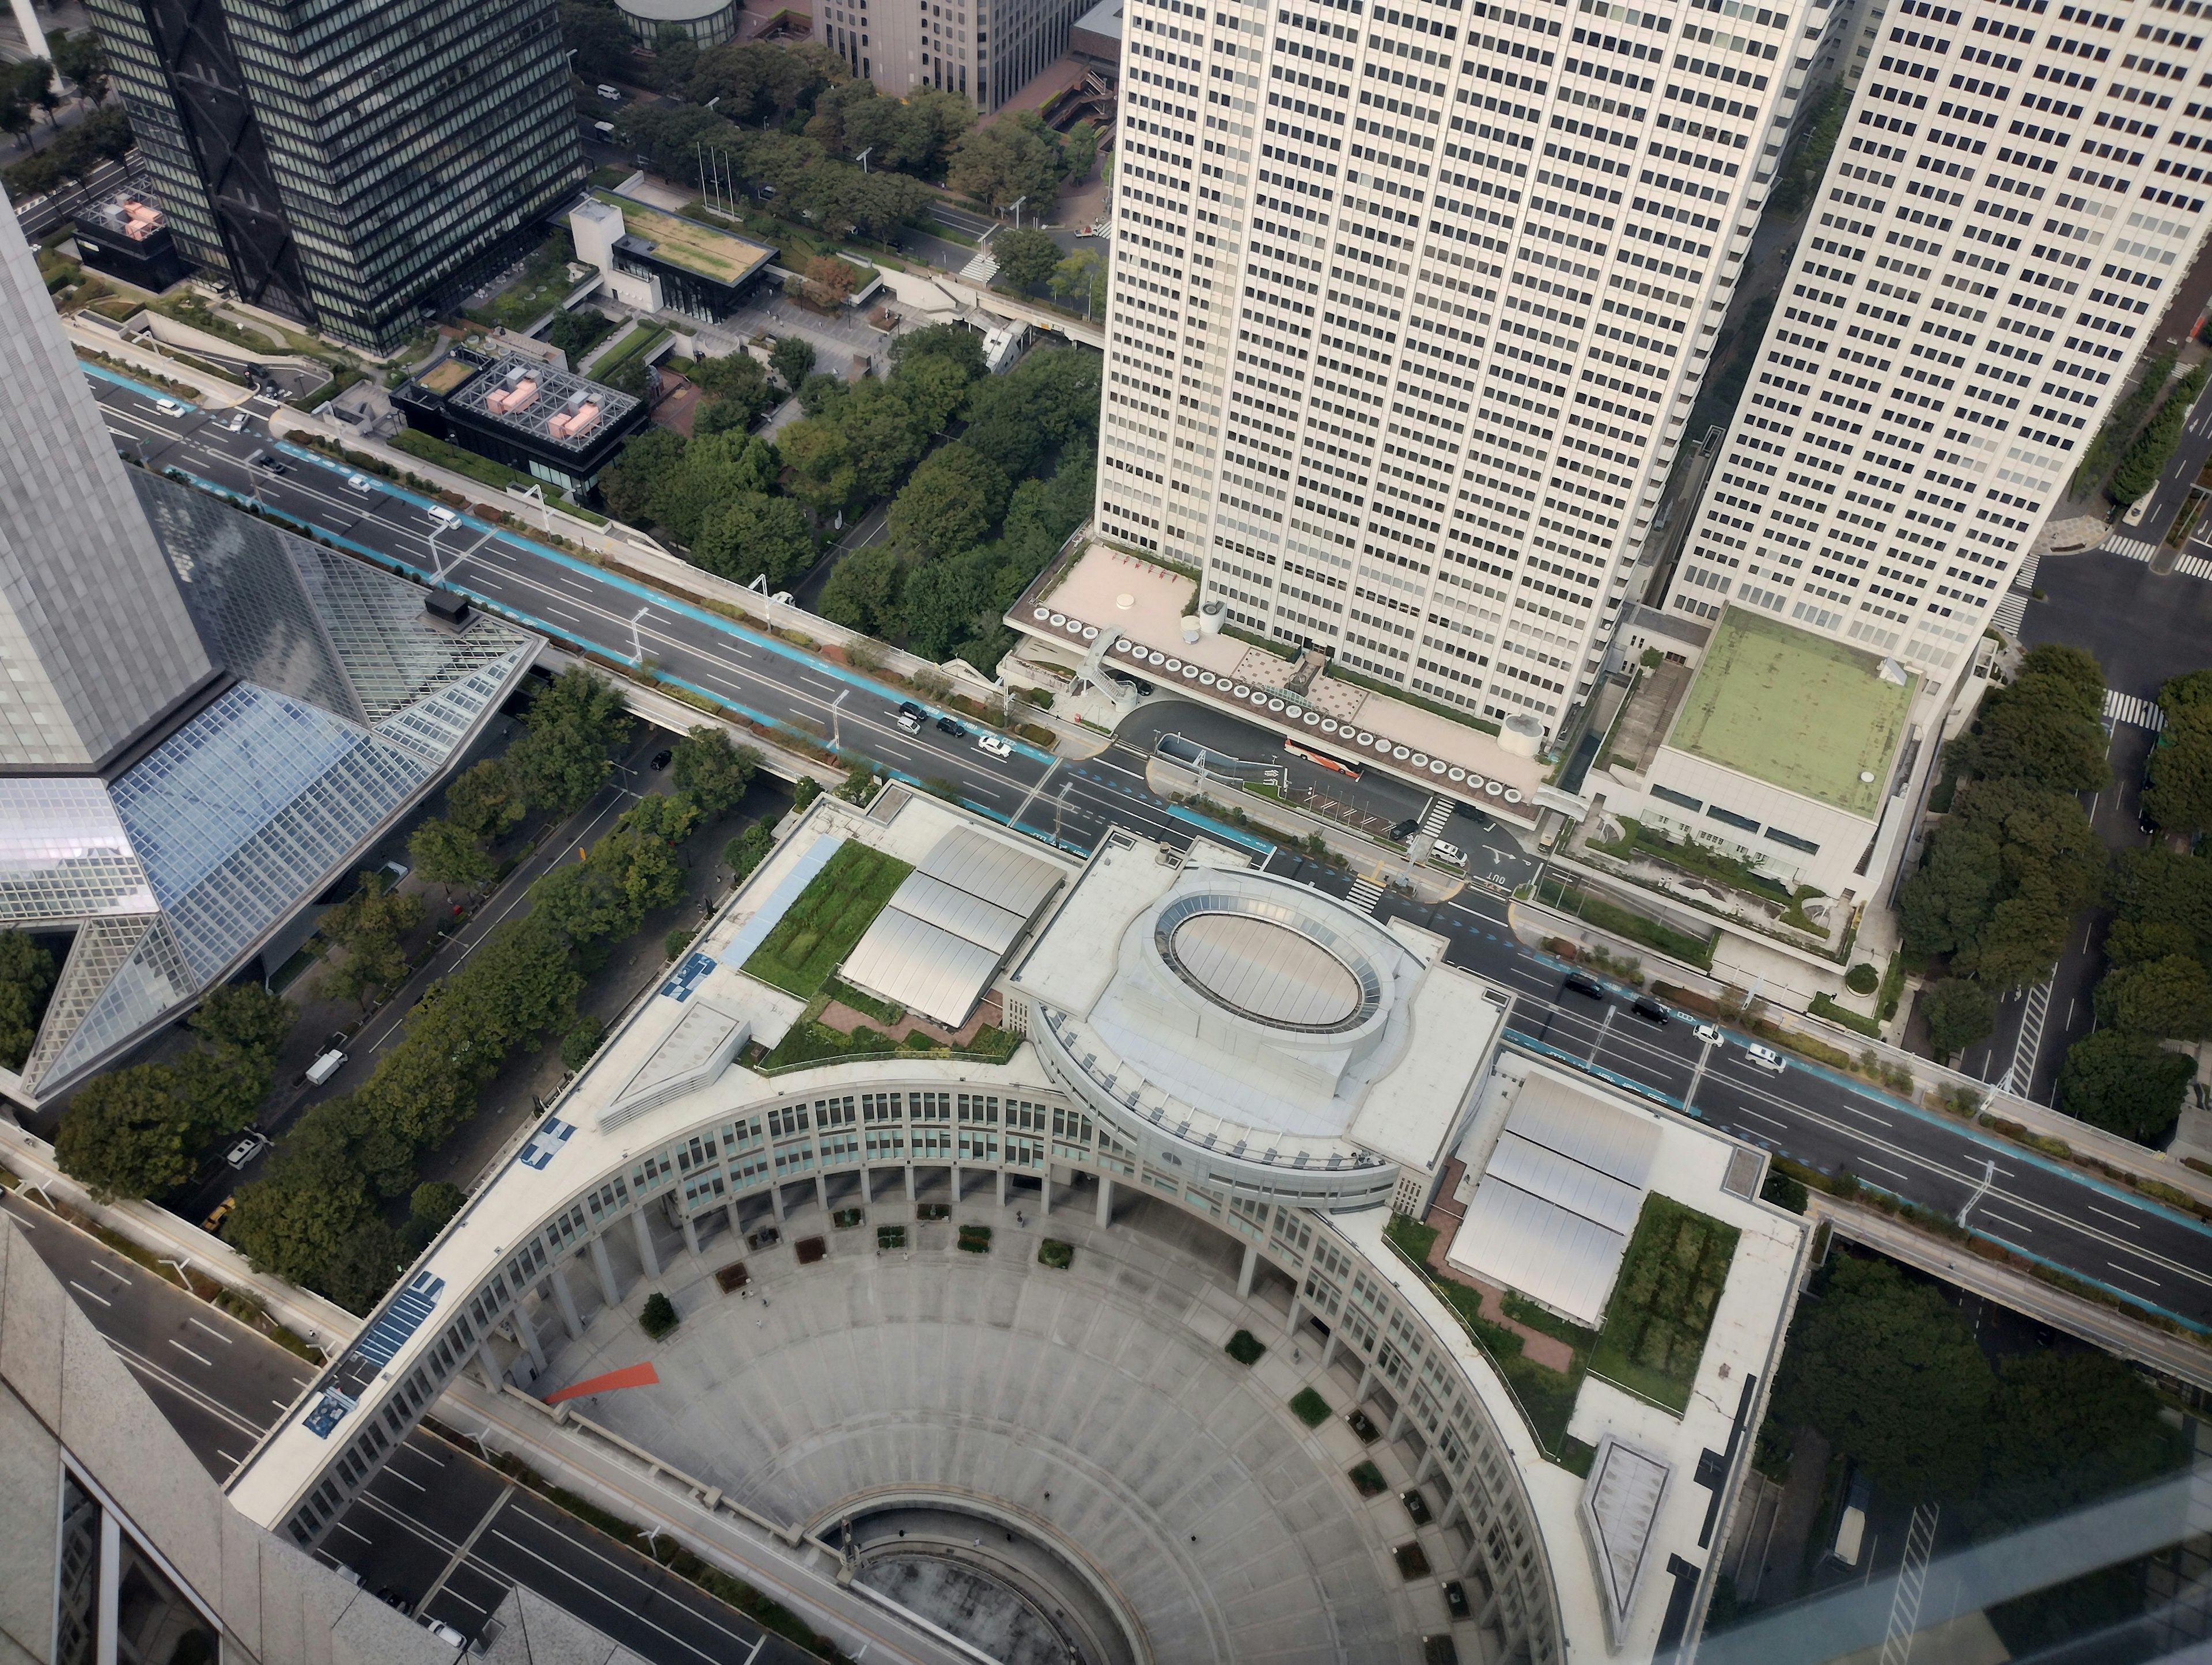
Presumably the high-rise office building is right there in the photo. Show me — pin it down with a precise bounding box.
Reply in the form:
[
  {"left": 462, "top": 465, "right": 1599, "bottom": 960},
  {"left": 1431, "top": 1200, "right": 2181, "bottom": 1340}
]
[
  {"left": 0, "top": 204, "right": 537, "bottom": 1105},
  {"left": 1665, "top": 0, "right": 2212, "bottom": 674},
  {"left": 84, "top": 0, "right": 584, "bottom": 350},
  {"left": 815, "top": 0, "right": 1096, "bottom": 109},
  {"left": 1092, "top": 0, "right": 1833, "bottom": 743}
]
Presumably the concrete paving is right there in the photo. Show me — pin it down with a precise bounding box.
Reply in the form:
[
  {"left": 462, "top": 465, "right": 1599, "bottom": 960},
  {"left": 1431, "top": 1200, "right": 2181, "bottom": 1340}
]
[{"left": 531, "top": 1189, "right": 1440, "bottom": 1664}]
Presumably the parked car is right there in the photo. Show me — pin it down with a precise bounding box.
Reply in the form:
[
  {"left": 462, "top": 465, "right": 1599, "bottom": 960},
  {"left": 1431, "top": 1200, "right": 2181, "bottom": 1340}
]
[
  {"left": 421, "top": 1618, "right": 468, "bottom": 1650},
  {"left": 1745, "top": 1042, "right": 1786, "bottom": 1073},
  {"left": 1562, "top": 972, "right": 1605, "bottom": 1000},
  {"left": 1693, "top": 1022, "right": 1721, "bottom": 1045},
  {"left": 976, "top": 733, "right": 1012, "bottom": 758},
  {"left": 650, "top": 748, "right": 672, "bottom": 770},
  {"left": 345, "top": 473, "right": 374, "bottom": 494},
  {"left": 1388, "top": 818, "right": 1420, "bottom": 841},
  {"left": 2124, "top": 496, "right": 2150, "bottom": 526},
  {"left": 899, "top": 701, "right": 927, "bottom": 721},
  {"left": 1631, "top": 996, "right": 1669, "bottom": 1026},
  {"left": 595, "top": 82, "right": 623, "bottom": 101},
  {"left": 224, "top": 1131, "right": 267, "bottom": 1168},
  {"left": 1431, "top": 840, "right": 1465, "bottom": 866},
  {"left": 937, "top": 715, "right": 967, "bottom": 738},
  {"left": 153, "top": 396, "right": 188, "bottom": 418},
  {"left": 896, "top": 710, "right": 922, "bottom": 733},
  {"left": 201, "top": 1196, "right": 235, "bottom": 1233}
]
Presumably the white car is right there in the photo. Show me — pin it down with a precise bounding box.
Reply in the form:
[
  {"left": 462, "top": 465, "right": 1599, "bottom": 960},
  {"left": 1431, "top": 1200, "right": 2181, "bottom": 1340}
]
[
  {"left": 1745, "top": 1042, "right": 1786, "bottom": 1073},
  {"left": 426, "top": 505, "right": 457, "bottom": 525},
  {"left": 2124, "top": 497, "right": 2150, "bottom": 526},
  {"left": 420, "top": 1617, "right": 467, "bottom": 1649},
  {"left": 345, "top": 473, "right": 374, "bottom": 494},
  {"left": 221, "top": 410, "right": 248, "bottom": 433},
  {"left": 1693, "top": 1023, "right": 1721, "bottom": 1045},
  {"left": 1431, "top": 840, "right": 1465, "bottom": 866},
  {"left": 153, "top": 397, "right": 188, "bottom": 417},
  {"left": 976, "top": 733, "right": 1013, "bottom": 758}
]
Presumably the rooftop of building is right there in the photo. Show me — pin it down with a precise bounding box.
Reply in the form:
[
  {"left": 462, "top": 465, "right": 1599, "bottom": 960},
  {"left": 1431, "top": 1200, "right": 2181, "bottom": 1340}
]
[
  {"left": 1011, "top": 539, "right": 1548, "bottom": 816},
  {"left": 614, "top": 0, "right": 732, "bottom": 18},
  {"left": 442, "top": 351, "right": 641, "bottom": 453},
  {"left": 1664, "top": 606, "right": 1916, "bottom": 818},
  {"left": 594, "top": 189, "right": 775, "bottom": 286},
  {"left": 74, "top": 193, "right": 167, "bottom": 242}
]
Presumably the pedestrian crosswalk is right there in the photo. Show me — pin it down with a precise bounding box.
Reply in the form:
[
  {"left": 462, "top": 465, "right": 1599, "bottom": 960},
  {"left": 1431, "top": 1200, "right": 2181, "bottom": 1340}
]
[
  {"left": 960, "top": 249, "right": 999, "bottom": 283},
  {"left": 2102, "top": 533, "right": 2161, "bottom": 562},
  {"left": 2103, "top": 688, "right": 2167, "bottom": 731},
  {"left": 1347, "top": 875, "right": 1385, "bottom": 914},
  {"left": 1991, "top": 593, "right": 2027, "bottom": 637},
  {"left": 2179, "top": 552, "right": 2212, "bottom": 582},
  {"left": 1418, "top": 795, "right": 1453, "bottom": 837}
]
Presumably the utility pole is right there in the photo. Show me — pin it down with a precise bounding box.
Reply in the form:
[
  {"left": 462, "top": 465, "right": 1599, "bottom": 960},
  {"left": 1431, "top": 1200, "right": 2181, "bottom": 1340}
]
[
  {"left": 830, "top": 687, "right": 850, "bottom": 751},
  {"left": 628, "top": 605, "right": 650, "bottom": 666},
  {"left": 1010, "top": 195, "right": 1028, "bottom": 230},
  {"left": 855, "top": 146, "right": 872, "bottom": 174}
]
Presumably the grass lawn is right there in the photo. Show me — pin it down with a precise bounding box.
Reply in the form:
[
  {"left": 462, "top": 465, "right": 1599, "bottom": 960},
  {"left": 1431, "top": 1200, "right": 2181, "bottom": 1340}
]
[
  {"left": 743, "top": 842, "right": 912, "bottom": 998},
  {"left": 1668, "top": 608, "right": 1914, "bottom": 817},
  {"left": 594, "top": 189, "right": 774, "bottom": 282},
  {"left": 467, "top": 230, "right": 577, "bottom": 331},
  {"left": 1588, "top": 1194, "right": 1741, "bottom": 1415},
  {"left": 389, "top": 427, "right": 535, "bottom": 494},
  {"left": 591, "top": 323, "right": 669, "bottom": 381}
]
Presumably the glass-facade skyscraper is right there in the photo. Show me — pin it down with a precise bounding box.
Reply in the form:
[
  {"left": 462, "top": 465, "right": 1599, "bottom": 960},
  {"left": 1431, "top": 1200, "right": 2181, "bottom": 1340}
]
[{"left": 84, "top": 0, "right": 585, "bottom": 350}]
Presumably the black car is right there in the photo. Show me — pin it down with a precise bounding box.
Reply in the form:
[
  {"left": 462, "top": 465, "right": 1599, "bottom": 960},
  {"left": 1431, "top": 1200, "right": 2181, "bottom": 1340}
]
[
  {"left": 937, "top": 715, "right": 967, "bottom": 737},
  {"left": 1388, "top": 818, "right": 1421, "bottom": 841},
  {"left": 1562, "top": 972, "right": 1605, "bottom": 1000},
  {"left": 1631, "top": 996, "right": 1669, "bottom": 1026},
  {"left": 650, "top": 748, "right": 672, "bottom": 770},
  {"left": 899, "top": 700, "right": 927, "bottom": 720}
]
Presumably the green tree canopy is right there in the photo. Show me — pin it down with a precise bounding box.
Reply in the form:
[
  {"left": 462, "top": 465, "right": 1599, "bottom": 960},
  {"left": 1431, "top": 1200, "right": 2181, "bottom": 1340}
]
[
  {"left": 1897, "top": 777, "right": 2105, "bottom": 989},
  {"left": 598, "top": 426, "right": 689, "bottom": 526},
  {"left": 530, "top": 859, "right": 637, "bottom": 943},
  {"left": 444, "top": 758, "right": 525, "bottom": 840},
  {"left": 946, "top": 111, "right": 1065, "bottom": 207},
  {"left": 1920, "top": 977, "right": 1997, "bottom": 1061},
  {"left": 770, "top": 335, "right": 816, "bottom": 388},
  {"left": 1946, "top": 650, "right": 2112, "bottom": 793},
  {"left": 887, "top": 442, "right": 1009, "bottom": 558},
  {"left": 991, "top": 226, "right": 1060, "bottom": 290},
  {"left": 0, "top": 930, "right": 56, "bottom": 1073},
  {"left": 2058, "top": 1029, "right": 2195, "bottom": 1141},
  {"left": 890, "top": 321, "right": 987, "bottom": 382},
  {"left": 690, "top": 348, "right": 776, "bottom": 433},
  {"left": 1771, "top": 1256, "right": 1992, "bottom": 1504},
  {"left": 816, "top": 541, "right": 902, "bottom": 636},
  {"left": 190, "top": 983, "right": 293, "bottom": 1074},
  {"left": 777, "top": 414, "right": 859, "bottom": 517},
  {"left": 315, "top": 870, "right": 423, "bottom": 1012},
  {"left": 1972, "top": 1349, "right": 2189, "bottom": 1538},
  {"left": 692, "top": 490, "right": 814, "bottom": 586},
  {"left": 2144, "top": 667, "right": 2212, "bottom": 835},
  {"left": 588, "top": 794, "right": 702, "bottom": 919},
  {"left": 223, "top": 1098, "right": 381, "bottom": 1285},
  {"left": 2094, "top": 953, "right": 2212, "bottom": 1038},
  {"left": 54, "top": 1064, "right": 207, "bottom": 1201},
  {"left": 670, "top": 725, "right": 759, "bottom": 813},
  {"left": 2111, "top": 363, "right": 2209, "bottom": 505},
  {"left": 510, "top": 666, "right": 628, "bottom": 814},
  {"left": 408, "top": 817, "right": 495, "bottom": 898}
]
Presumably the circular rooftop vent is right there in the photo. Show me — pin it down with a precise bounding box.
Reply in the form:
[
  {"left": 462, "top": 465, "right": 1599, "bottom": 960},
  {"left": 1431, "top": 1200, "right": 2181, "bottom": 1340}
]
[{"left": 1154, "top": 894, "right": 1384, "bottom": 1033}]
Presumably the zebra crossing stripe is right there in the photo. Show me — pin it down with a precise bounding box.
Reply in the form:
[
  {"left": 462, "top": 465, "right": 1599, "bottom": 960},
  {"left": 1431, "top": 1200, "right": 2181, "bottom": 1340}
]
[
  {"left": 2100, "top": 534, "right": 2160, "bottom": 562},
  {"left": 2103, "top": 689, "right": 2166, "bottom": 731}
]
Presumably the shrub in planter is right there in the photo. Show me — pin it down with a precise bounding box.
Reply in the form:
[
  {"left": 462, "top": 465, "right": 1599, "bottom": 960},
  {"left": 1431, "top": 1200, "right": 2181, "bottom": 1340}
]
[
  {"left": 877, "top": 1225, "right": 907, "bottom": 1250},
  {"left": 957, "top": 1223, "right": 993, "bottom": 1253},
  {"left": 1349, "top": 1460, "right": 1387, "bottom": 1497},
  {"left": 1844, "top": 962, "right": 1880, "bottom": 995},
  {"left": 640, "top": 1292, "right": 679, "bottom": 1338},
  {"left": 1290, "top": 1387, "right": 1332, "bottom": 1427},
  {"left": 1224, "top": 1328, "right": 1266, "bottom": 1366},
  {"left": 1037, "top": 1238, "right": 1074, "bottom": 1268}
]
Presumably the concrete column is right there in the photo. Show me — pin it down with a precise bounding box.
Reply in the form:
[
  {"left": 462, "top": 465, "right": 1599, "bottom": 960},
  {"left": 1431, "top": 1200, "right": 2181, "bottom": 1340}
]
[
  {"left": 1470, "top": 1556, "right": 1495, "bottom": 1595},
  {"left": 904, "top": 1164, "right": 916, "bottom": 1201},
  {"left": 680, "top": 1211, "right": 702, "bottom": 1258},
  {"left": 1096, "top": 1175, "right": 1114, "bottom": 1228},
  {"left": 1285, "top": 1288, "right": 1302, "bottom": 1338},
  {"left": 996, "top": 1167, "right": 1007, "bottom": 1207},
  {"left": 1041, "top": 1172, "right": 1052, "bottom": 1215},
  {"left": 1321, "top": 1328, "right": 1340, "bottom": 1370},
  {"left": 725, "top": 1201, "right": 743, "bottom": 1239},
  {"left": 1414, "top": 1448, "right": 1437, "bottom": 1486},
  {"left": 548, "top": 1265, "right": 582, "bottom": 1340},
  {"left": 1440, "top": 1493, "right": 1464, "bottom": 1531},
  {"left": 1357, "top": 1362, "right": 1376, "bottom": 1402},
  {"left": 1387, "top": 1402, "right": 1407, "bottom": 1442},
  {"left": 862, "top": 1166, "right": 874, "bottom": 1204},
  {"left": 590, "top": 1235, "right": 620, "bottom": 1307},
  {"left": 513, "top": 1309, "right": 547, "bottom": 1372},
  {"left": 631, "top": 1209, "right": 660, "bottom": 1279},
  {"left": 770, "top": 1182, "right": 787, "bottom": 1223},
  {"left": 815, "top": 1172, "right": 828, "bottom": 1212},
  {"left": 950, "top": 1163, "right": 962, "bottom": 1204},
  {"left": 1237, "top": 1242, "right": 1258, "bottom": 1299},
  {"left": 478, "top": 1338, "right": 504, "bottom": 1389}
]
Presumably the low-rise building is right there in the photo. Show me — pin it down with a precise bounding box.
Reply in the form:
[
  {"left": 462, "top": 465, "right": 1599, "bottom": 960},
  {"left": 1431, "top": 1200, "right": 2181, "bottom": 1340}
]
[
  {"left": 69, "top": 192, "right": 191, "bottom": 293},
  {"left": 567, "top": 192, "right": 775, "bottom": 326},
  {"left": 393, "top": 346, "right": 648, "bottom": 496},
  {"left": 615, "top": 0, "right": 738, "bottom": 47}
]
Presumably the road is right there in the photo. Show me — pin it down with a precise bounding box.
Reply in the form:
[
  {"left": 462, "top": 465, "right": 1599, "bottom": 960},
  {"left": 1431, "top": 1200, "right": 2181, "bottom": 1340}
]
[
  {"left": 0, "top": 1188, "right": 821, "bottom": 1665},
  {"left": 89, "top": 369, "right": 2212, "bottom": 1335}
]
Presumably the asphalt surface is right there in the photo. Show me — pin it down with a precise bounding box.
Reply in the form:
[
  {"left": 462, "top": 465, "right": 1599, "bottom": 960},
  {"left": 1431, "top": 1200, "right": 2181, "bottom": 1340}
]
[
  {"left": 88, "top": 371, "right": 2212, "bottom": 1336},
  {"left": 0, "top": 1188, "right": 818, "bottom": 1664}
]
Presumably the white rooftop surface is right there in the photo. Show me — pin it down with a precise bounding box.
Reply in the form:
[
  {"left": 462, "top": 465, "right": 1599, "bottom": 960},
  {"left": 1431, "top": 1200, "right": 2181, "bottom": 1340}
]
[
  {"left": 1342, "top": 1061, "right": 1808, "bottom": 1664},
  {"left": 1172, "top": 910, "right": 1361, "bottom": 1027},
  {"left": 1449, "top": 1069, "right": 1663, "bottom": 1325},
  {"left": 1017, "top": 542, "right": 1544, "bottom": 811},
  {"left": 1010, "top": 835, "right": 1496, "bottom": 1165},
  {"left": 225, "top": 794, "right": 1080, "bottom": 1530}
]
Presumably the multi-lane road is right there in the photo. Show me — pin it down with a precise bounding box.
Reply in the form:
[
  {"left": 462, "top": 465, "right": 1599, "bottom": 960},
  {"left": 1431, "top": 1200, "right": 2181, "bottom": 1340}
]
[
  {"left": 0, "top": 1187, "right": 828, "bottom": 1665},
  {"left": 89, "top": 370, "right": 2212, "bottom": 1338}
]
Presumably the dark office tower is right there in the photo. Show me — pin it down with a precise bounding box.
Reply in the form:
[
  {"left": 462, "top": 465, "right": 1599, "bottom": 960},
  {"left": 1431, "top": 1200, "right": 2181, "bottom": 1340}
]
[{"left": 84, "top": 0, "right": 585, "bottom": 350}]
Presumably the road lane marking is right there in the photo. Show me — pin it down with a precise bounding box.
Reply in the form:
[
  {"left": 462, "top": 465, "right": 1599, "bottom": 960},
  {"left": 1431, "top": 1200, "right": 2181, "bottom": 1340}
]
[
  {"left": 92, "top": 1260, "right": 131, "bottom": 1283},
  {"left": 188, "top": 1317, "right": 234, "bottom": 1344},
  {"left": 169, "top": 1339, "right": 213, "bottom": 1367},
  {"left": 67, "top": 1280, "right": 112, "bottom": 1307},
  {"left": 417, "top": 1483, "right": 515, "bottom": 1614},
  {"left": 378, "top": 1463, "right": 427, "bottom": 1492},
  {"left": 2107, "top": 1261, "right": 2164, "bottom": 1287},
  {"left": 2088, "top": 1203, "right": 2143, "bottom": 1231},
  {"left": 483, "top": 1528, "right": 742, "bottom": 1665},
  {"left": 1979, "top": 1211, "right": 2036, "bottom": 1236}
]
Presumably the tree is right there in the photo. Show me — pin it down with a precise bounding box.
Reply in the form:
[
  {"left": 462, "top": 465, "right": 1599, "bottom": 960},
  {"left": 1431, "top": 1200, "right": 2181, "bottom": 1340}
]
[
  {"left": 646, "top": 430, "right": 781, "bottom": 547},
  {"left": 692, "top": 491, "right": 813, "bottom": 586},
  {"left": 190, "top": 984, "right": 293, "bottom": 1074},
  {"left": 509, "top": 666, "right": 628, "bottom": 814},
  {"left": 2110, "top": 363, "right": 2209, "bottom": 505},
  {"left": 558, "top": 0, "right": 634, "bottom": 81},
  {"left": 54, "top": 1064, "right": 203, "bottom": 1200},
  {"left": 2145, "top": 667, "right": 2212, "bottom": 835},
  {"left": 690, "top": 348, "right": 776, "bottom": 433},
  {"left": 1771, "top": 1255, "right": 1993, "bottom": 1504},
  {"left": 530, "top": 858, "right": 637, "bottom": 943},
  {"left": 1946, "top": 652, "right": 2112, "bottom": 794},
  {"left": 777, "top": 415, "right": 859, "bottom": 517},
  {"left": 1063, "top": 119, "right": 1098, "bottom": 182},
  {"left": 669, "top": 725, "right": 759, "bottom": 813},
  {"left": 223, "top": 1099, "right": 381, "bottom": 1284},
  {"left": 408, "top": 817, "right": 495, "bottom": 900},
  {"left": 803, "top": 254, "right": 860, "bottom": 306},
  {"left": 725, "top": 821, "right": 775, "bottom": 882},
  {"left": 320, "top": 1218, "right": 410, "bottom": 1315},
  {"left": 1049, "top": 248, "right": 1103, "bottom": 317},
  {"left": 588, "top": 794, "right": 701, "bottom": 919},
  {"left": 1973, "top": 1349, "right": 2188, "bottom": 1539},
  {"left": 890, "top": 320, "right": 987, "bottom": 383},
  {"left": 2058, "top": 1029, "right": 2195, "bottom": 1141},
  {"left": 991, "top": 226, "right": 1059, "bottom": 290},
  {"left": 2094, "top": 953, "right": 2212, "bottom": 1039},
  {"left": 1896, "top": 777, "right": 2104, "bottom": 989},
  {"left": 887, "top": 442, "right": 1009, "bottom": 559},
  {"left": 315, "top": 871, "right": 423, "bottom": 1012},
  {"left": 0, "top": 930, "right": 56, "bottom": 1072},
  {"left": 599, "top": 426, "right": 689, "bottom": 526},
  {"left": 444, "top": 758, "right": 525, "bottom": 840},
  {"left": 816, "top": 541, "right": 902, "bottom": 635},
  {"left": 946, "top": 111, "right": 1064, "bottom": 208},
  {"left": 50, "top": 30, "right": 108, "bottom": 103},
  {"left": 770, "top": 334, "right": 817, "bottom": 388},
  {"left": 1920, "top": 977, "right": 1996, "bottom": 1061}
]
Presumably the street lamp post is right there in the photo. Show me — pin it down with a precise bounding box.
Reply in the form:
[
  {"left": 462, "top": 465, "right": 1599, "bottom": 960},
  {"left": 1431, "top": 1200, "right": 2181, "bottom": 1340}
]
[
  {"left": 1009, "top": 195, "right": 1028, "bottom": 230},
  {"left": 830, "top": 687, "right": 850, "bottom": 752},
  {"left": 628, "top": 605, "right": 651, "bottom": 667},
  {"left": 855, "top": 146, "right": 872, "bottom": 174}
]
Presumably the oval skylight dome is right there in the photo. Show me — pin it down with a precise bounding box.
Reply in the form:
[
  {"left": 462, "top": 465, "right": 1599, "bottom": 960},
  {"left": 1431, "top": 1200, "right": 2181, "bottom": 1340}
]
[{"left": 1169, "top": 911, "right": 1364, "bottom": 1030}]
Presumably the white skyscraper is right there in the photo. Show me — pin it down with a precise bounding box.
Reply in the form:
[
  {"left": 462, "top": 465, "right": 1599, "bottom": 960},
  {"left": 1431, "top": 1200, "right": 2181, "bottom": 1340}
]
[
  {"left": 1665, "top": 0, "right": 2212, "bottom": 674},
  {"left": 1092, "top": 0, "right": 1833, "bottom": 742}
]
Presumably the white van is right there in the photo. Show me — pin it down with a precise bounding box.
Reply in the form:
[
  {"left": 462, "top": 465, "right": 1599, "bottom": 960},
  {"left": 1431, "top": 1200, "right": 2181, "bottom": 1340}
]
[
  {"left": 306, "top": 1049, "right": 347, "bottom": 1086},
  {"left": 1745, "top": 1042, "right": 1786, "bottom": 1073},
  {"left": 596, "top": 82, "right": 623, "bottom": 101}
]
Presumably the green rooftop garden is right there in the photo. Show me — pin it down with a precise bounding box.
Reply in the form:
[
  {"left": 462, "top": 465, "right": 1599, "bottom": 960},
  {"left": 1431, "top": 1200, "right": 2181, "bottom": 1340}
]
[
  {"left": 741, "top": 841, "right": 911, "bottom": 998},
  {"left": 1588, "top": 1193, "right": 1740, "bottom": 1415},
  {"left": 594, "top": 190, "right": 774, "bottom": 284},
  {"left": 1666, "top": 608, "right": 1915, "bottom": 817}
]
